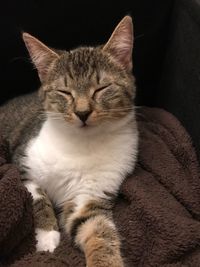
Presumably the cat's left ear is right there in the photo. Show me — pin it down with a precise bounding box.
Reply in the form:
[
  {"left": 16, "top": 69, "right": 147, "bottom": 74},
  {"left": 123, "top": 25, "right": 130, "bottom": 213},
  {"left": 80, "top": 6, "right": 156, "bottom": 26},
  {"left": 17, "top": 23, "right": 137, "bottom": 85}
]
[
  {"left": 22, "top": 33, "right": 59, "bottom": 82},
  {"left": 103, "top": 16, "right": 134, "bottom": 71}
]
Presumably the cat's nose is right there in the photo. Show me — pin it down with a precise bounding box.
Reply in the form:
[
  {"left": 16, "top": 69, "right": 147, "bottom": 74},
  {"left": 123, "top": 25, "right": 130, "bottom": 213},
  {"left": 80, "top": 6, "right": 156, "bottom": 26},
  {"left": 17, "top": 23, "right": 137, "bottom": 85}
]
[{"left": 75, "top": 110, "right": 92, "bottom": 123}]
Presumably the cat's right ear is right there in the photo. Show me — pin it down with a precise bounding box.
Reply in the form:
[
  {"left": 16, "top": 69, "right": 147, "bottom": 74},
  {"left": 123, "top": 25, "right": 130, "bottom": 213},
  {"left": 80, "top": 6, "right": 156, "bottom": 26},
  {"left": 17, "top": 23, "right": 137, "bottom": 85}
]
[{"left": 22, "top": 33, "right": 59, "bottom": 82}]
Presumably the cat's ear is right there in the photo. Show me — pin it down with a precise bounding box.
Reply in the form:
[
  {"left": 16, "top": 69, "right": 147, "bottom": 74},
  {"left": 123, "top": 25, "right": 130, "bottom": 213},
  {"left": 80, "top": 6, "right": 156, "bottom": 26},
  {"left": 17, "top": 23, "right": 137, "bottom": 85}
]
[
  {"left": 22, "top": 33, "right": 59, "bottom": 82},
  {"left": 103, "top": 16, "right": 133, "bottom": 71}
]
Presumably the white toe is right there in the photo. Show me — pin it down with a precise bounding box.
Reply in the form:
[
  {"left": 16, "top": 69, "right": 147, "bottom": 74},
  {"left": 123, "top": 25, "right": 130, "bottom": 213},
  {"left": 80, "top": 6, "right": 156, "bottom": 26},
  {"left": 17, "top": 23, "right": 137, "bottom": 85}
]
[{"left": 36, "top": 228, "right": 60, "bottom": 252}]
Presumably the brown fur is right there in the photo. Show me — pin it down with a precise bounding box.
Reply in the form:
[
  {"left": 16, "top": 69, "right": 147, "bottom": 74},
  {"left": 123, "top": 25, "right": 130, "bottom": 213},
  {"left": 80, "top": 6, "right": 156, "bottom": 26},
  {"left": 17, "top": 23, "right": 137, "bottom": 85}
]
[
  {"left": 63, "top": 199, "right": 113, "bottom": 238},
  {"left": 76, "top": 215, "right": 124, "bottom": 267},
  {"left": 59, "top": 199, "right": 124, "bottom": 266},
  {"left": 34, "top": 189, "right": 58, "bottom": 231},
  {"left": 39, "top": 47, "right": 135, "bottom": 128}
]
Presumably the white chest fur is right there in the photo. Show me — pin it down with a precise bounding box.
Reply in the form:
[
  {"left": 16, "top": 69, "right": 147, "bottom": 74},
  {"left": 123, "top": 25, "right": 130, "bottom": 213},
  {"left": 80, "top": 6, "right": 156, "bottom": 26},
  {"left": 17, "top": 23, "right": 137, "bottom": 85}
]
[{"left": 23, "top": 115, "right": 138, "bottom": 207}]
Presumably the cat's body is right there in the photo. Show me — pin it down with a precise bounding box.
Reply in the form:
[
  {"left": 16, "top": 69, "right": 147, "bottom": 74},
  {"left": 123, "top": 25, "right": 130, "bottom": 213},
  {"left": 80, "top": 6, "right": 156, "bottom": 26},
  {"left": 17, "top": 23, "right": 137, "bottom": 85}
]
[
  {"left": 0, "top": 92, "right": 42, "bottom": 153},
  {"left": 23, "top": 111, "right": 137, "bottom": 208},
  {"left": 0, "top": 16, "right": 138, "bottom": 267}
]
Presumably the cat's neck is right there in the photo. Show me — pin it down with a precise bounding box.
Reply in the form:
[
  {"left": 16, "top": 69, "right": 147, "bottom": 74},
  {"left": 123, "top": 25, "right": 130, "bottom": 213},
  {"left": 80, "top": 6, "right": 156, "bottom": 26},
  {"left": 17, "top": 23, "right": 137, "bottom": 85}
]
[
  {"left": 45, "top": 112, "right": 135, "bottom": 140},
  {"left": 40, "top": 112, "right": 136, "bottom": 154}
]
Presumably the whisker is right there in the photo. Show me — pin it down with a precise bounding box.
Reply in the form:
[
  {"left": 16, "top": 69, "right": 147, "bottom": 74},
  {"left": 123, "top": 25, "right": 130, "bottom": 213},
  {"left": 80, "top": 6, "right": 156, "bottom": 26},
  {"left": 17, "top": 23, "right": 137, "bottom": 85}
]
[
  {"left": 98, "top": 108, "right": 135, "bottom": 113},
  {"left": 106, "top": 107, "right": 135, "bottom": 110},
  {"left": 45, "top": 111, "right": 64, "bottom": 115},
  {"left": 135, "top": 34, "right": 145, "bottom": 41},
  {"left": 38, "top": 106, "right": 141, "bottom": 119}
]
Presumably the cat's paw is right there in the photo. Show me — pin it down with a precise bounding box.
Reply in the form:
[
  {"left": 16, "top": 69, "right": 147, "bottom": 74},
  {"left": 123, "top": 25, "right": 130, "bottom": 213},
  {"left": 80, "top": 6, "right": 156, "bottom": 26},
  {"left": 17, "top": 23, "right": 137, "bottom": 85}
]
[{"left": 35, "top": 228, "right": 60, "bottom": 252}]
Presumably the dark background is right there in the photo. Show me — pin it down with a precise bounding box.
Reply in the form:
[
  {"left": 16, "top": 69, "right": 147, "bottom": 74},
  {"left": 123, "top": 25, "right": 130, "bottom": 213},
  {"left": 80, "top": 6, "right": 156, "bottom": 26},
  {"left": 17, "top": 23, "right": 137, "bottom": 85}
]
[
  {"left": 1, "top": 0, "right": 200, "bottom": 161},
  {"left": 0, "top": 0, "right": 174, "bottom": 104}
]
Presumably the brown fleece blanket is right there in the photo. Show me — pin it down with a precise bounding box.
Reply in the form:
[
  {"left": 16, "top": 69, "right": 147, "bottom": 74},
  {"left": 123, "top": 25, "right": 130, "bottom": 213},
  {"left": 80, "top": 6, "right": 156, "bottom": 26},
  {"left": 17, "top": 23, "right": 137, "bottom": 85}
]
[{"left": 0, "top": 107, "right": 200, "bottom": 267}]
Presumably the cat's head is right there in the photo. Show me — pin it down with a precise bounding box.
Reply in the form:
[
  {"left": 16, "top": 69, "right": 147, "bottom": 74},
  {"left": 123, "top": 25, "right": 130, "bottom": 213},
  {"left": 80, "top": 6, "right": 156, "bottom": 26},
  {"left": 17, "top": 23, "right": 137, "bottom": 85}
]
[{"left": 23, "top": 16, "right": 136, "bottom": 129}]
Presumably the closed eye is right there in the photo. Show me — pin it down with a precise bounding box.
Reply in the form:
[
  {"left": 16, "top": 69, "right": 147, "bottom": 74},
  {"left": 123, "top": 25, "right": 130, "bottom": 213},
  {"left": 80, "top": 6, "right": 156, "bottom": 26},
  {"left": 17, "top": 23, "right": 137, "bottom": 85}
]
[
  {"left": 92, "top": 84, "right": 112, "bottom": 98},
  {"left": 57, "top": 90, "right": 72, "bottom": 96}
]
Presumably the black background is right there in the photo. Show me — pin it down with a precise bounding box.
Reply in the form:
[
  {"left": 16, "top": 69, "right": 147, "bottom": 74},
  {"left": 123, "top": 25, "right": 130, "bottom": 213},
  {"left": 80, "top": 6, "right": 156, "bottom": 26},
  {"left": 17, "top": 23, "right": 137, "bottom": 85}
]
[{"left": 0, "top": 0, "right": 174, "bottom": 105}]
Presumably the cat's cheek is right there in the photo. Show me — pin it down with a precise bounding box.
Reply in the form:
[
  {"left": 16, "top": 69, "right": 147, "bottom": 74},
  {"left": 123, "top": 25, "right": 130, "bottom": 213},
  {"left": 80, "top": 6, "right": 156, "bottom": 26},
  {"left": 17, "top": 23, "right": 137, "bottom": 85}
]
[
  {"left": 69, "top": 113, "right": 83, "bottom": 127},
  {"left": 87, "top": 111, "right": 99, "bottom": 125}
]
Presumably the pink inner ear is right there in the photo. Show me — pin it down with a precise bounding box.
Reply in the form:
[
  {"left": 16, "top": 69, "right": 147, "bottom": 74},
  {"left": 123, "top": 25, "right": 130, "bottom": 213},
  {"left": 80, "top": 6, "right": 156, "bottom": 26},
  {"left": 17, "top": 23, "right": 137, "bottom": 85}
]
[
  {"left": 114, "top": 35, "right": 133, "bottom": 66},
  {"left": 31, "top": 50, "right": 56, "bottom": 80},
  {"left": 23, "top": 33, "right": 59, "bottom": 82},
  {"left": 103, "top": 16, "right": 134, "bottom": 70}
]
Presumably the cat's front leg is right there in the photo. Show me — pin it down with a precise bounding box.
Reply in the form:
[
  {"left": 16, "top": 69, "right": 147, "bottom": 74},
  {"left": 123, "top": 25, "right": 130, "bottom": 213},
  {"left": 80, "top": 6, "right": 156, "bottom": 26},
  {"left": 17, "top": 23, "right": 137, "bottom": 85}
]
[
  {"left": 77, "top": 215, "right": 124, "bottom": 267},
  {"left": 61, "top": 199, "right": 124, "bottom": 267},
  {"left": 24, "top": 180, "right": 60, "bottom": 252}
]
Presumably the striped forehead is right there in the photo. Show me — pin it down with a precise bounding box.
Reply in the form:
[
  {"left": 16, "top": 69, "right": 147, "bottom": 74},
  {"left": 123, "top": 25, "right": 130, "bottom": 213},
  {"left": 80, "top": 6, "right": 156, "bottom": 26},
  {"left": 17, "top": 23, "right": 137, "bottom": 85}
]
[{"left": 66, "top": 48, "right": 99, "bottom": 79}]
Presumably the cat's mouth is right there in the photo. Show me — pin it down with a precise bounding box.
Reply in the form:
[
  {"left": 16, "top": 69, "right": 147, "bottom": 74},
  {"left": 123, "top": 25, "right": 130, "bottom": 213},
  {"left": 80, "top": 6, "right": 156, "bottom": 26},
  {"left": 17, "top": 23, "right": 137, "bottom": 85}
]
[{"left": 80, "top": 122, "right": 88, "bottom": 128}]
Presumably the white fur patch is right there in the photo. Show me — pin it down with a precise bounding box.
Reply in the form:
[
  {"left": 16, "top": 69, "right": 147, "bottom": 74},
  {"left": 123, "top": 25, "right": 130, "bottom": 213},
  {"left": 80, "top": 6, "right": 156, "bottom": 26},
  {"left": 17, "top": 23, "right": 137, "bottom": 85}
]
[
  {"left": 23, "top": 113, "right": 138, "bottom": 210},
  {"left": 24, "top": 182, "right": 42, "bottom": 201},
  {"left": 35, "top": 228, "right": 60, "bottom": 252}
]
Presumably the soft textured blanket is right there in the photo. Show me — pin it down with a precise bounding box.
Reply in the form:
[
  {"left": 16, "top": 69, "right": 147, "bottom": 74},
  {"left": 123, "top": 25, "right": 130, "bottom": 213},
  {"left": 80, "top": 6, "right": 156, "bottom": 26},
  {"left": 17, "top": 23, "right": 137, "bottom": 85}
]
[{"left": 0, "top": 107, "right": 200, "bottom": 267}]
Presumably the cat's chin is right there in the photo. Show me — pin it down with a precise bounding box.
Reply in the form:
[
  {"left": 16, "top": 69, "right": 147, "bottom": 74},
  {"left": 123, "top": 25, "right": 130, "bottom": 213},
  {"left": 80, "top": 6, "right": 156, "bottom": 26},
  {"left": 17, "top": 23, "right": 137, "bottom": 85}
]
[
  {"left": 76, "top": 120, "right": 99, "bottom": 129},
  {"left": 80, "top": 124, "right": 89, "bottom": 129},
  {"left": 72, "top": 121, "right": 107, "bottom": 133},
  {"left": 69, "top": 121, "right": 95, "bottom": 131},
  {"left": 78, "top": 125, "right": 89, "bottom": 130}
]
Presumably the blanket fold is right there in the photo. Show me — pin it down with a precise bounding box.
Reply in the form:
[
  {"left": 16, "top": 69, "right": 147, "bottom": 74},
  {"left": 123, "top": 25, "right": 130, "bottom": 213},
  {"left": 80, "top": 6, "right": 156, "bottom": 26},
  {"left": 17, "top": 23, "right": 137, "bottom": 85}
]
[
  {"left": 0, "top": 138, "right": 35, "bottom": 267},
  {"left": 0, "top": 107, "right": 200, "bottom": 267}
]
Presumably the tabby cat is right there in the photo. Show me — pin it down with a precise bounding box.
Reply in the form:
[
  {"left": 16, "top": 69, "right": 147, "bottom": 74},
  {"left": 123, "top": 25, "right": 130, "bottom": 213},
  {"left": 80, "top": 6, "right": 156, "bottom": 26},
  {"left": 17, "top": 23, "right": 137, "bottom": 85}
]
[{"left": 0, "top": 16, "right": 138, "bottom": 267}]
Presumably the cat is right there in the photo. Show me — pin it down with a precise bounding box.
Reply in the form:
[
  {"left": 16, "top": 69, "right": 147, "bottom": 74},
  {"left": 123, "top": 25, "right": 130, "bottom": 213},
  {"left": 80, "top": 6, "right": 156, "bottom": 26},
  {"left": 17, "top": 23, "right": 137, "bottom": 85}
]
[{"left": 0, "top": 16, "right": 138, "bottom": 267}]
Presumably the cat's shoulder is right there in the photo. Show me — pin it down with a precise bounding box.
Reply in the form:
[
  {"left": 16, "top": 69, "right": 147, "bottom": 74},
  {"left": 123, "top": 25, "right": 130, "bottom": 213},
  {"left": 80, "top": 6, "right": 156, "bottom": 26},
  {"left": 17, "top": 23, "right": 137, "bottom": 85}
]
[
  {"left": 0, "top": 91, "right": 40, "bottom": 110},
  {"left": 0, "top": 91, "right": 45, "bottom": 155}
]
